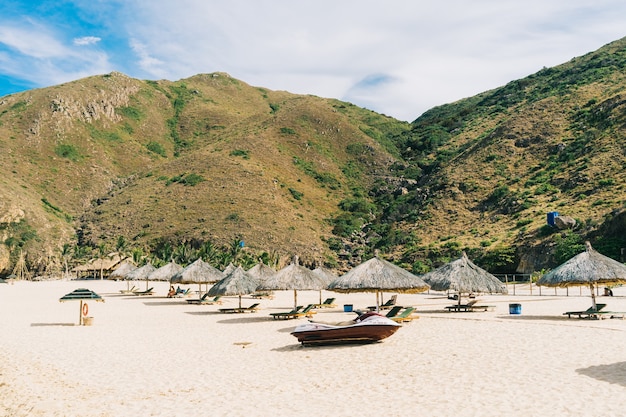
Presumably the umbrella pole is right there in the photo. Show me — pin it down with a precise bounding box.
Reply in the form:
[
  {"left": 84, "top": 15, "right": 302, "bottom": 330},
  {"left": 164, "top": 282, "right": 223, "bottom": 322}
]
[
  {"left": 294, "top": 289, "right": 298, "bottom": 310},
  {"left": 79, "top": 300, "right": 83, "bottom": 326},
  {"left": 590, "top": 283, "right": 597, "bottom": 310},
  {"left": 239, "top": 295, "right": 242, "bottom": 309}
]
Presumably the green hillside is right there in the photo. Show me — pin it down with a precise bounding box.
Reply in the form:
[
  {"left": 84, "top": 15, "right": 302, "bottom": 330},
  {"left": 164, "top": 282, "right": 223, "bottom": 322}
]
[{"left": 2, "top": 37, "right": 626, "bottom": 277}]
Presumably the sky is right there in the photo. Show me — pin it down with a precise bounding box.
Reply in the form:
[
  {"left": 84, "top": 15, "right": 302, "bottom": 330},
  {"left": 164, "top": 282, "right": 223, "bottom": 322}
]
[{"left": 1, "top": 1, "right": 626, "bottom": 122}]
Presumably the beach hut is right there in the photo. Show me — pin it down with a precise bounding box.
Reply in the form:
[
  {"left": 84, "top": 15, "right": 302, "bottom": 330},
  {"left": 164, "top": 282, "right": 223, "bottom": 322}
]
[
  {"left": 537, "top": 241, "right": 626, "bottom": 309},
  {"left": 328, "top": 255, "right": 429, "bottom": 311},
  {"left": 257, "top": 256, "right": 328, "bottom": 309},
  {"left": 421, "top": 251, "right": 507, "bottom": 306},
  {"left": 208, "top": 266, "right": 261, "bottom": 308}
]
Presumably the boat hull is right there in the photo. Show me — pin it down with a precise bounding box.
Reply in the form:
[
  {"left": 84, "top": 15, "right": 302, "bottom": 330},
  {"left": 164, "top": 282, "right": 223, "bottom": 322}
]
[{"left": 291, "top": 314, "right": 401, "bottom": 346}]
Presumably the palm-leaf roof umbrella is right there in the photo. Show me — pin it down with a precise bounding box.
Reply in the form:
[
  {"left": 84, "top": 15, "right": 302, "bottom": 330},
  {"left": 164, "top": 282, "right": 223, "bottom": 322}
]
[
  {"left": 222, "top": 263, "right": 237, "bottom": 277},
  {"left": 208, "top": 266, "right": 261, "bottom": 308},
  {"left": 170, "top": 258, "right": 224, "bottom": 295},
  {"left": 422, "top": 251, "right": 507, "bottom": 306},
  {"left": 537, "top": 241, "right": 626, "bottom": 309},
  {"left": 328, "top": 256, "right": 429, "bottom": 311},
  {"left": 257, "top": 256, "right": 328, "bottom": 309},
  {"left": 148, "top": 261, "right": 183, "bottom": 282},
  {"left": 246, "top": 261, "right": 277, "bottom": 282},
  {"left": 312, "top": 266, "right": 338, "bottom": 304},
  {"left": 59, "top": 288, "right": 104, "bottom": 325},
  {"left": 108, "top": 260, "right": 137, "bottom": 291},
  {"left": 109, "top": 260, "right": 137, "bottom": 280},
  {"left": 124, "top": 263, "right": 156, "bottom": 290}
]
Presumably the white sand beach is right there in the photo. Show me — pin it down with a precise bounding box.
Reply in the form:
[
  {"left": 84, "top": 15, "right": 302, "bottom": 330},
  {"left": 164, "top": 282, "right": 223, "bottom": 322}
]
[{"left": 1, "top": 279, "right": 626, "bottom": 416}]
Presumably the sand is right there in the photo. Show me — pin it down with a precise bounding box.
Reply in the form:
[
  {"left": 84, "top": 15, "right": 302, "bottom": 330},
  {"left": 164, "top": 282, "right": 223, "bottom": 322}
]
[{"left": 1, "top": 278, "right": 625, "bottom": 417}]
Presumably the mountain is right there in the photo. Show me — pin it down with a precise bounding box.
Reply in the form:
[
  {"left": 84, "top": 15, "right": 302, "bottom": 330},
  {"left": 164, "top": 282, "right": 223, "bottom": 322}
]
[
  {"left": 0, "top": 71, "right": 409, "bottom": 274},
  {"left": 374, "top": 36, "right": 626, "bottom": 272},
  {"left": 2, "top": 37, "right": 626, "bottom": 277}
]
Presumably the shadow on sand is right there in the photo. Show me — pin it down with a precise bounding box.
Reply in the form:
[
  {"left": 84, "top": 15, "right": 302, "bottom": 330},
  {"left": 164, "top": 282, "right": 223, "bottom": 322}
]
[{"left": 577, "top": 361, "right": 626, "bottom": 387}]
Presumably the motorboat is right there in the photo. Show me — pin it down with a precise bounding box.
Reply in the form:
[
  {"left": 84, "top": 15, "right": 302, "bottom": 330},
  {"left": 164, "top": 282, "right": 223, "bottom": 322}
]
[{"left": 291, "top": 311, "right": 401, "bottom": 346}]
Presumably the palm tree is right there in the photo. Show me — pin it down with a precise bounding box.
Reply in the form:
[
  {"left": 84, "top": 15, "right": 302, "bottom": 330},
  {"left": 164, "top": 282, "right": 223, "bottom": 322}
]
[
  {"left": 60, "top": 243, "right": 72, "bottom": 278},
  {"left": 173, "top": 242, "right": 193, "bottom": 265},
  {"left": 97, "top": 242, "right": 107, "bottom": 280}
]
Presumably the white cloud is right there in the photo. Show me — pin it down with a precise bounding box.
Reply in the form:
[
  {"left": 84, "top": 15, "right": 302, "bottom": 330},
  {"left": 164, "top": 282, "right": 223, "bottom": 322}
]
[
  {"left": 0, "top": 20, "right": 112, "bottom": 88},
  {"left": 74, "top": 36, "right": 101, "bottom": 46},
  {"left": 110, "top": 0, "right": 626, "bottom": 120},
  {"left": 129, "top": 39, "right": 168, "bottom": 78},
  {"left": 0, "top": 23, "right": 70, "bottom": 58},
  {"left": 3, "top": 0, "right": 626, "bottom": 120}
]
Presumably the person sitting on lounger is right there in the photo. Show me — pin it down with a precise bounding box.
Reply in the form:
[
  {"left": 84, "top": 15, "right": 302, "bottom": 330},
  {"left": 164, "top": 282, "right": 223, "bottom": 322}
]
[{"left": 167, "top": 286, "right": 176, "bottom": 298}]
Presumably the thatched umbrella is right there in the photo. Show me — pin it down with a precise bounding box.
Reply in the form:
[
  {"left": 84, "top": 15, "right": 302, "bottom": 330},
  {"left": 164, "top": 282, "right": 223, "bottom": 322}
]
[
  {"left": 109, "top": 260, "right": 137, "bottom": 291},
  {"left": 59, "top": 288, "right": 104, "bottom": 325},
  {"left": 421, "top": 251, "right": 507, "bottom": 306},
  {"left": 149, "top": 261, "right": 183, "bottom": 282},
  {"left": 537, "top": 241, "right": 626, "bottom": 309},
  {"left": 312, "top": 266, "right": 338, "bottom": 304},
  {"left": 125, "top": 263, "right": 156, "bottom": 290},
  {"left": 246, "top": 261, "right": 277, "bottom": 283},
  {"left": 208, "top": 266, "right": 261, "bottom": 308},
  {"left": 170, "top": 258, "right": 224, "bottom": 294},
  {"left": 222, "top": 263, "right": 236, "bottom": 277},
  {"left": 257, "top": 256, "right": 328, "bottom": 309},
  {"left": 327, "top": 256, "right": 429, "bottom": 311}
]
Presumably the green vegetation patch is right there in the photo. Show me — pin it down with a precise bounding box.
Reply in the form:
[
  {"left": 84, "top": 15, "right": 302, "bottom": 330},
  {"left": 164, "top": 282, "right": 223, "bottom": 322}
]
[
  {"left": 146, "top": 141, "right": 166, "bottom": 157},
  {"left": 165, "top": 173, "right": 206, "bottom": 186},
  {"left": 230, "top": 149, "right": 250, "bottom": 159},
  {"left": 54, "top": 144, "right": 81, "bottom": 161}
]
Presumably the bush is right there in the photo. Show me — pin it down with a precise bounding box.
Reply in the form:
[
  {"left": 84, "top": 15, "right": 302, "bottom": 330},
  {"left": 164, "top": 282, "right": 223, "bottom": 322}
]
[
  {"left": 146, "top": 142, "right": 166, "bottom": 157},
  {"left": 230, "top": 149, "right": 250, "bottom": 159},
  {"left": 54, "top": 144, "right": 81, "bottom": 161},
  {"left": 288, "top": 188, "right": 303, "bottom": 200}
]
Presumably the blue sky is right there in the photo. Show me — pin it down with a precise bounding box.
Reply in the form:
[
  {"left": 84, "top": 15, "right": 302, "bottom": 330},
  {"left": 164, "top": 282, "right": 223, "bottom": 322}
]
[{"left": 1, "top": 1, "right": 626, "bottom": 121}]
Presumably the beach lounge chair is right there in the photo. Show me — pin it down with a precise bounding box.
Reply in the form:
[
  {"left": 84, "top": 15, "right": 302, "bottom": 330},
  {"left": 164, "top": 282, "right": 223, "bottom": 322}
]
[
  {"left": 119, "top": 285, "right": 137, "bottom": 294},
  {"left": 313, "top": 298, "right": 337, "bottom": 308},
  {"left": 187, "top": 294, "right": 222, "bottom": 305},
  {"left": 384, "top": 305, "right": 404, "bottom": 318},
  {"left": 389, "top": 307, "right": 418, "bottom": 323},
  {"left": 132, "top": 287, "right": 154, "bottom": 296},
  {"left": 445, "top": 299, "right": 494, "bottom": 312},
  {"left": 294, "top": 304, "right": 317, "bottom": 319},
  {"left": 175, "top": 288, "right": 191, "bottom": 297},
  {"left": 563, "top": 304, "right": 607, "bottom": 319},
  {"left": 251, "top": 291, "right": 274, "bottom": 299},
  {"left": 270, "top": 305, "right": 303, "bottom": 320},
  {"left": 220, "top": 303, "right": 261, "bottom": 313},
  {"left": 368, "top": 294, "right": 397, "bottom": 311}
]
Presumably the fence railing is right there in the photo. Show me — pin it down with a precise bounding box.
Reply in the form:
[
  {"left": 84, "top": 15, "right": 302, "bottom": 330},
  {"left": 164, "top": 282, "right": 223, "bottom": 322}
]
[{"left": 494, "top": 273, "right": 610, "bottom": 297}]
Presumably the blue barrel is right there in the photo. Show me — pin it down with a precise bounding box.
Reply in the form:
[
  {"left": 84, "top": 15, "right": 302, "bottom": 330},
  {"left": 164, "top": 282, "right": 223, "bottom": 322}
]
[
  {"left": 547, "top": 211, "right": 559, "bottom": 226},
  {"left": 509, "top": 303, "right": 522, "bottom": 315},
  {"left": 343, "top": 304, "right": 353, "bottom": 312}
]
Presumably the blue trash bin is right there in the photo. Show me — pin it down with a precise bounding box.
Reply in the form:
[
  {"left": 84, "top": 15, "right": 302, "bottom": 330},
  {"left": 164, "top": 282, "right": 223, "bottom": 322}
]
[
  {"left": 343, "top": 304, "right": 353, "bottom": 312},
  {"left": 509, "top": 303, "right": 522, "bottom": 315}
]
